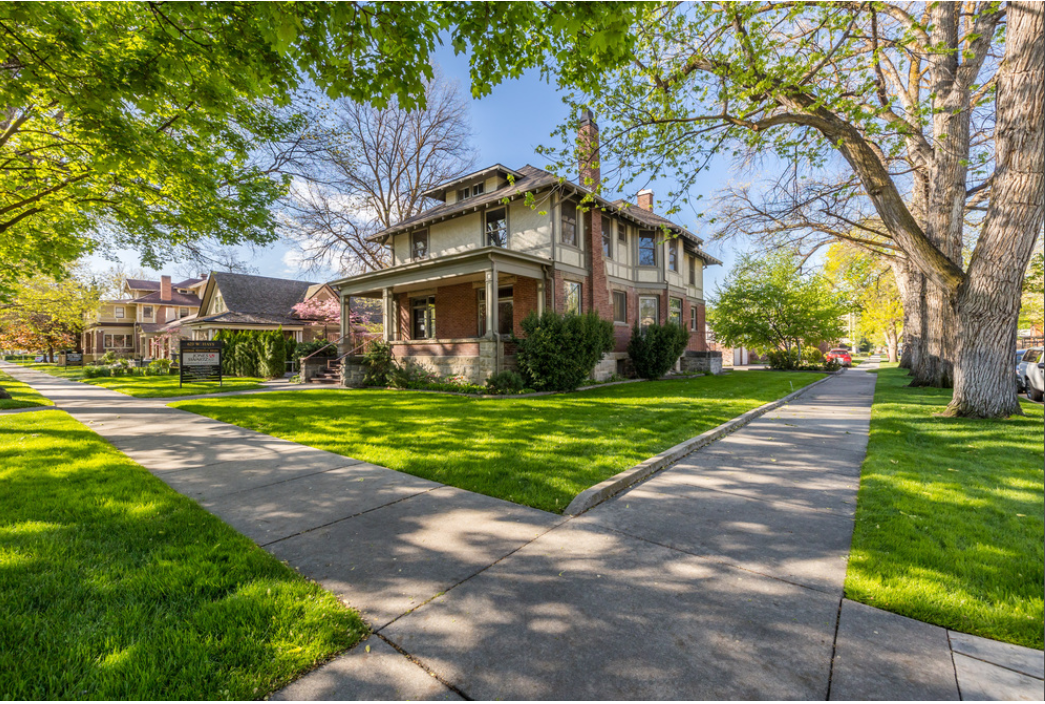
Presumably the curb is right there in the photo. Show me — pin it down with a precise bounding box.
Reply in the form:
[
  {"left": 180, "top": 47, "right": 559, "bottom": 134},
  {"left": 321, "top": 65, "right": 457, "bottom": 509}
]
[{"left": 562, "top": 374, "right": 836, "bottom": 516}]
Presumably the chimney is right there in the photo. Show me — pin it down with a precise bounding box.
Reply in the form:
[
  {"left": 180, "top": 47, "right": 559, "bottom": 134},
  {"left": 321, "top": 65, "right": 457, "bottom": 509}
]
[
  {"left": 160, "top": 275, "right": 172, "bottom": 300},
  {"left": 577, "top": 108, "right": 600, "bottom": 190},
  {"left": 637, "top": 189, "right": 654, "bottom": 211}
]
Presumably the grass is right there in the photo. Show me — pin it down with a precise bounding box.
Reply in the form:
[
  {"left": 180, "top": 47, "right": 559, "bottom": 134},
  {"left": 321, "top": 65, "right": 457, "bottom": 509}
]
[
  {"left": 173, "top": 371, "right": 823, "bottom": 513},
  {"left": 846, "top": 365, "right": 1044, "bottom": 649},
  {"left": 0, "top": 369, "right": 53, "bottom": 410},
  {"left": 0, "top": 410, "right": 366, "bottom": 699},
  {"left": 12, "top": 362, "right": 265, "bottom": 398}
]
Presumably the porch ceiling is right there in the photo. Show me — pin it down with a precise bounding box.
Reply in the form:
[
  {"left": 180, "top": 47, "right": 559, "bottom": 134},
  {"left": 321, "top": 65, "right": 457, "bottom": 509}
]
[{"left": 333, "top": 247, "right": 551, "bottom": 298}]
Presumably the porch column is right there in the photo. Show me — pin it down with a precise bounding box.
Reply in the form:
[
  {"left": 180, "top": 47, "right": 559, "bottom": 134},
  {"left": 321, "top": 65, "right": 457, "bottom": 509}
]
[
  {"left": 537, "top": 278, "right": 545, "bottom": 316},
  {"left": 382, "top": 287, "right": 393, "bottom": 342},
  {"left": 341, "top": 295, "right": 350, "bottom": 342},
  {"left": 485, "top": 263, "right": 499, "bottom": 339}
]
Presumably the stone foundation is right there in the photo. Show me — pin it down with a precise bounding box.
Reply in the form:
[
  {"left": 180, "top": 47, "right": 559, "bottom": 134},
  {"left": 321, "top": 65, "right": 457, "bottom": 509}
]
[
  {"left": 680, "top": 350, "right": 723, "bottom": 374},
  {"left": 340, "top": 358, "right": 368, "bottom": 387},
  {"left": 301, "top": 357, "right": 332, "bottom": 383}
]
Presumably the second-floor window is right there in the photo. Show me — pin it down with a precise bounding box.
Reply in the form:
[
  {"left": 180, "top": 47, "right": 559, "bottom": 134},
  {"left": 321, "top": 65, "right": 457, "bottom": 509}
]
[
  {"left": 602, "top": 215, "right": 612, "bottom": 258},
  {"left": 143, "top": 306, "right": 154, "bottom": 319},
  {"left": 457, "top": 182, "right": 485, "bottom": 201},
  {"left": 561, "top": 202, "right": 578, "bottom": 247},
  {"left": 411, "top": 229, "right": 429, "bottom": 259},
  {"left": 114, "top": 306, "right": 125, "bottom": 319},
  {"left": 485, "top": 208, "right": 508, "bottom": 248},
  {"left": 639, "top": 231, "right": 657, "bottom": 266},
  {"left": 669, "top": 241, "right": 679, "bottom": 272},
  {"left": 688, "top": 255, "right": 696, "bottom": 285},
  {"left": 179, "top": 307, "right": 189, "bottom": 318}
]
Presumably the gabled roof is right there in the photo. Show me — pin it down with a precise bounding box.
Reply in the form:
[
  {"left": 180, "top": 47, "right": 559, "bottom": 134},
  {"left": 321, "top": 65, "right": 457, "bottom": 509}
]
[
  {"left": 367, "top": 164, "right": 721, "bottom": 265},
  {"left": 189, "top": 272, "right": 325, "bottom": 327},
  {"left": 173, "top": 277, "right": 205, "bottom": 289},
  {"left": 131, "top": 290, "right": 202, "bottom": 306},
  {"left": 125, "top": 278, "right": 160, "bottom": 291},
  {"left": 421, "top": 164, "right": 524, "bottom": 201}
]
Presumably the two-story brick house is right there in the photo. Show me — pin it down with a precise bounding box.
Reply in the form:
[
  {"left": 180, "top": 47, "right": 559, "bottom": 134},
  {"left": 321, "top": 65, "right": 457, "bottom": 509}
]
[
  {"left": 82, "top": 275, "right": 204, "bottom": 361},
  {"left": 329, "top": 112, "right": 721, "bottom": 382}
]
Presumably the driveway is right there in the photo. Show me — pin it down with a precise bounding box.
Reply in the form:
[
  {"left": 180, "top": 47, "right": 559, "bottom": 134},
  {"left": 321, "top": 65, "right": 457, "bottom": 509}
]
[{"left": 3, "top": 361, "right": 1041, "bottom": 699}]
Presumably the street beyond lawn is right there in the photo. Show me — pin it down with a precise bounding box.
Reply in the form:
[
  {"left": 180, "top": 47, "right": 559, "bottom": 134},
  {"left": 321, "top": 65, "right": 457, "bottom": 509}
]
[
  {"left": 13, "top": 362, "right": 265, "bottom": 398},
  {"left": 173, "top": 371, "right": 823, "bottom": 513},
  {"left": 0, "top": 410, "right": 366, "bottom": 699},
  {"left": 847, "top": 365, "right": 1044, "bottom": 649}
]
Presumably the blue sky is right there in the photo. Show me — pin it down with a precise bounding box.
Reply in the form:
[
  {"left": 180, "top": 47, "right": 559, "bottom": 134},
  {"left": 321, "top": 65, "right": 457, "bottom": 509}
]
[{"left": 92, "top": 43, "right": 747, "bottom": 294}]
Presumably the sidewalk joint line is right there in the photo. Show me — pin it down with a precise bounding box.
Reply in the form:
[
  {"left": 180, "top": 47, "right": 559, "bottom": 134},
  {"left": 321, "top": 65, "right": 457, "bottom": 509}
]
[
  {"left": 374, "top": 633, "right": 473, "bottom": 701},
  {"left": 825, "top": 597, "right": 844, "bottom": 700}
]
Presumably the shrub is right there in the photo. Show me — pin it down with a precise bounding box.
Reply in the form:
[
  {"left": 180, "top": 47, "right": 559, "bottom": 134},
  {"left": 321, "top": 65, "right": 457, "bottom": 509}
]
[
  {"left": 514, "top": 311, "right": 614, "bottom": 391},
  {"left": 98, "top": 351, "right": 118, "bottom": 365},
  {"left": 146, "top": 359, "right": 173, "bottom": 376},
  {"left": 83, "top": 366, "right": 112, "bottom": 379},
  {"left": 801, "top": 346, "right": 824, "bottom": 364},
  {"left": 258, "top": 330, "right": 286, "bottom": 379},
  {"left": 627, "top": 322, "right": 690, "bottom": 379},
  {"left": 486, "top": 370, "right": 524, "bottom": 395},
  {"left": 360, "top": 340, "right": 398, "bottom": 386},
  {"left": 296, "top": 339, "right": 337, "bottom": 360}
]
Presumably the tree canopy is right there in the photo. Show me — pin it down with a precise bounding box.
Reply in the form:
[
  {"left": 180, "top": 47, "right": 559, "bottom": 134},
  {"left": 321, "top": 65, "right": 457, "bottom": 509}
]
[
  {"left": 709, "top": 250, "right": 846, "bottom": 355},
  {"left": 0, "top": 269, "right": 103, "bottom": 356},
  {"left": 0, "top": 1, "right": 643, "bottom": 296}
]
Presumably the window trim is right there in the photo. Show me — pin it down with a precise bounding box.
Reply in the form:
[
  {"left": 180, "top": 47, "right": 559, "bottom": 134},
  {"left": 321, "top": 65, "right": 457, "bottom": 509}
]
[
  {"left": 669, "top": 297, "right": 683, "bottom": 327},
  {"left": 114, "top": 306, "right": 125, "bottom": 319},
  {"left": 669, "top": 240, "right": 679, "bottom": 272},
  {"left": 564, "top": 281, "right": 583, "bottom": 315},
  {"left": 690, "top": 306, "right": 698, "bottom": 331},
  {"left": 143, "top": 305, "right": 154, "bottom": 319},
  {"left": 410, "top": 295, "right": 436, "bottom": 339},
  {"left": 638, "top": 295, "right": 659, "bottom": 329},
  {"left": 484, "top": 206, "right": 509, "bottom": 248},
  {"left": 601, "top": 215, "right": 612, "bottom": 259},
  {"left": 560, "top": 201, "right": 579, "bottom": 248},
  {"left": 612, "top": 290, "right": 627, "bottom": 324},
  {"left": 618, "top": 222, "right": 627, "bottom": 244},
  {"left": 688, "top": 254, "right": 696, "bottom": 285}
]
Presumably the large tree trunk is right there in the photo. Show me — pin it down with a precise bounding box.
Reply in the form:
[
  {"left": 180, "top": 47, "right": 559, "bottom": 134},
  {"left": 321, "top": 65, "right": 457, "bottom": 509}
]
[
  {"left": 912, "top": 280, "right": 957, "bottom": 387},
  {"left": 946, "top": 1, "right": 1044, "bottom": 418},
  {"left": 892, "top": 258, "right": 925, "bottom": 371}
]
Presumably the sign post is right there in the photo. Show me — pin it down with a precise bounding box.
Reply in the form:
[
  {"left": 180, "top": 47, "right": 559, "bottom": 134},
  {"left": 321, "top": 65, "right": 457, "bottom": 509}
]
[
  {"left": 179, "top": 339, "right": 223, "bottom": 387},
  {"left": 63, "top": 352, "right": 83, "bottom": 368}
]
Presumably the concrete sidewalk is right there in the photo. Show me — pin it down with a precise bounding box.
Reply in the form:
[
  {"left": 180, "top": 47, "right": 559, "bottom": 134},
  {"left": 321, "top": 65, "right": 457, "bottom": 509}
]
[{"left": 2, "top": 360, "right": 1041, "bottom": 700}]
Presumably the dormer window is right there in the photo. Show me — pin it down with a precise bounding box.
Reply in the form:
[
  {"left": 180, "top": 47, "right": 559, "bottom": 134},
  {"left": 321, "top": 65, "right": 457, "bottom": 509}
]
[
  {"left": 411, "top": 229, "right": 429, "bottom": 259},
  {"left": 456, "top": 182, "right": 485, "bottom": 201}
]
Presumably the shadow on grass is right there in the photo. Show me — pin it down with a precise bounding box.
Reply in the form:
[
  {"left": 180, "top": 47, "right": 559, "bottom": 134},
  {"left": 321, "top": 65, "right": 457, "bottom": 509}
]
[{"left": 0, "top": 412, "right": 365, "bottom": 700}]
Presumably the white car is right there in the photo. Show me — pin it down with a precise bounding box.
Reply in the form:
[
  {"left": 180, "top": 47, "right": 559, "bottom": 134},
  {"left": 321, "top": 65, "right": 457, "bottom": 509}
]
[{"left": 1021, "top": 347, "right": 1044, "bottom": 402}]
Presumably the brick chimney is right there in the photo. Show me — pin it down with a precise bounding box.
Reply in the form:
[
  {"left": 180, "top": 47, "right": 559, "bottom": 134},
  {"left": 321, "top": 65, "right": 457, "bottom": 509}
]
[
  {"left": 637, "top": 189, "right": 654, "bottom": 211},
  {"left": 160, "top": 275, "right": 171, "bottom": 300},
  {"left": 577, "top": 108, "right": 600, "bottom": 190}
]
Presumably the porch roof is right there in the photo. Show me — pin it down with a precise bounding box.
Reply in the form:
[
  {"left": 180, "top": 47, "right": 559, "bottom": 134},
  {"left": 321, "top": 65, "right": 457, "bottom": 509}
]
[{"left": 330, "top": 247, "right": 551, "bottom": 298}]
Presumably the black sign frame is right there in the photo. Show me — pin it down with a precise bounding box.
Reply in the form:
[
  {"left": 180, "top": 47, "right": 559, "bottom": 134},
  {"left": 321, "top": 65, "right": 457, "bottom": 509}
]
[
  {"left": 63, "top": 352, "right": 84, "bottom": 368},
  {"left": 179, "top": 339, "right": 223, "bottom": 387}
]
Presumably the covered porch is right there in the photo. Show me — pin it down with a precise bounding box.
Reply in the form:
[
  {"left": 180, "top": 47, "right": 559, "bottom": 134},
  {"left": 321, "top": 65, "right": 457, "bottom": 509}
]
[{"left": 333, "top": 248, "right": 553, "bottom": 383}]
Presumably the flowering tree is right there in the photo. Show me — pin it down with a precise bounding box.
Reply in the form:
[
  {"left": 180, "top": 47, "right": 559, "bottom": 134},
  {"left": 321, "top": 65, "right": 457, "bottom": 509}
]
[{"left": 292, "top": 297, "right": 341, "bottom": 322}]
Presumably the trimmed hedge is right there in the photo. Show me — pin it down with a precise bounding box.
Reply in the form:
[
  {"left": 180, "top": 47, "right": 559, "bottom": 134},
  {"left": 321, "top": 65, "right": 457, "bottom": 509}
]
[
  {"left": 627, "top": 322, "right": 689, "bottom": 379},
  {"left": 214, "top": 329, "right": 289, "bottom": 379},
  {"left": 514, "top": 311, "right": 614, "bottom": 391}
]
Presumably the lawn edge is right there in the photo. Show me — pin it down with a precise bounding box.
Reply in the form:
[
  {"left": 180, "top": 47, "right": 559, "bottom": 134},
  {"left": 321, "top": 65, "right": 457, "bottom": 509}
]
[{"left": 563, "top": 371, "right": 837, "bottom": 516}]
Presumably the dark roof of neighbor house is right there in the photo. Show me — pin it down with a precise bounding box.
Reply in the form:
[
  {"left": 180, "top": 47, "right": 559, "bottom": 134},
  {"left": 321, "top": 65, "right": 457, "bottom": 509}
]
[
  {"left": 173, "top": 277, "right": 205, "bottom": 289},
  {"left": 136, "top": 323, "right": 167, "bottom": 333},
  {"left": 125, "top": 278, "right": 160, "bottom": 291},
  {"left": 188, "top": 272, "right": 328, "bottom": 327},
  {"left": 131, "top": 290, "right": 202, "bottom": 306},
  {"left": 368, "top": 164, "right": 721, "bottom": 265}
]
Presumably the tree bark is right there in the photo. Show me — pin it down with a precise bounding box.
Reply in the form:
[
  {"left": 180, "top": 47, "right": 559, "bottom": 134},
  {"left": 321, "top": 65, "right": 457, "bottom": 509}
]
[
  {"left": 946, "top": 1, "right": 1045, "bottom": 418},
  {"left": 892, "top": 258, "right": 925, "bottom": 372},
  {"left": 912, "top": 280, "right": 957, "bottom": 387}
]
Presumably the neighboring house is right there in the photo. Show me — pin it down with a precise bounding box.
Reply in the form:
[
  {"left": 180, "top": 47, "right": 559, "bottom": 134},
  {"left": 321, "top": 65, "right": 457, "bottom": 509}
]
[
  {"left": 82, "top": 275, "right": 204, "bottom": 361},
  {"left": 329, "top": 111, "right": 721, "bottom": 382},
  {"left": 180, "top": 272, "right": 339, "bottom": 344}
]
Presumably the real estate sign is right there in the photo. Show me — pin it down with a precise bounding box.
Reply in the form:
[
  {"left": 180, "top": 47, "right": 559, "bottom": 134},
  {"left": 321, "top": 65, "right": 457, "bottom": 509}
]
[
  {"left": 63, "top": 352, "right": 83, "bottom": 367},
  {"left": 179, "top": 339, "right": 223, "bottom": 387}
]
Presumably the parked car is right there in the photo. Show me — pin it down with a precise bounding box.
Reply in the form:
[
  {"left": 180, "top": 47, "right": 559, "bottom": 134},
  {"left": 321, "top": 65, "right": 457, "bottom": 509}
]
[
  {"left": 1020, "top": 347, "right": 1044, "bottom": 402},
  {"left": 1015, "top": 349, "right": 1028, "bottom": 391},
  {"left": 826, "top": 348, "right": 852, "bottom": 367}
]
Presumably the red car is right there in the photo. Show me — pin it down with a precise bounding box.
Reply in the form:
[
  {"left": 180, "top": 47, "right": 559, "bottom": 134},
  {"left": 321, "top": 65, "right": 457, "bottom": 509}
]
[{"left": 826, "top": 348, "right": 852, "bottom": 366}]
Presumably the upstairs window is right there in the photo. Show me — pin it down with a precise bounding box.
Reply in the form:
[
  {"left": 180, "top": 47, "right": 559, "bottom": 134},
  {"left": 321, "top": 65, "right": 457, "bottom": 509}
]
[
  {"left": 114, "top": 306, "right": 125, "bottom": 319},
  {"left": 457, "top": 182, "right": 485, "bottom": 201},
  {"left": 411, "top": 229, "right": 429, "bottom": 259},
  {"left": 143, "top": 306, "right": 154, "bottom": 319},
  {"left": 411, "top": 296, "right": 436, "bottom": 339},
  {"left": 602, "top": 215, "right": 612, "bottom": 258},
  {"left": 618, "top": 222, "right": 627, "bottom": 243},
  {"left": 639, "top": 231, "right": 657, "bottom": 266},
  {"left": 669, "top": 240, "right": 679, "bottom": 272},
  {"left": 688, "top": 255, "right": 696, "bottom": 285},
  {"left": 561, "top": 201, "right": 577, "bottom": 247},
  {"left": 485, "top": 208, "right": 508, "bottom": 247},
  {"left": 179, "top": 307, "right": 189, "bottom": 318},
  {"left": 564, "top": 281, "right": 582, "bottom": 315}
]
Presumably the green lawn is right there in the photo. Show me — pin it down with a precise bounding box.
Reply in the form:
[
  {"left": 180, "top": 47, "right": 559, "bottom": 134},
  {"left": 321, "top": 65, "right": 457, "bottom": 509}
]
[
  {"left": 173, "top": 372, "right": 823, "bottom": 513},
  {"left": 12, "top": 362, "right": 265, "bottom": 398},
  {"left": 0, "top": 410, "right": 365, "bottom": 699},
  {"left": 846, "top": 366, "right": 1044, "bottom": 649},
  {"left": 0, "top": 369, "right": 53, "bottom": 410}
]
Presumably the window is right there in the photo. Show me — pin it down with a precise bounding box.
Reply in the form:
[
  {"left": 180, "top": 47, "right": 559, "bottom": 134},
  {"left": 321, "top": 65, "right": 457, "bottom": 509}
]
[
  {"left": 561, "top": 201, "right": 578, "bottom": 247},
  {"left": 564, "top": 281, "right": 582, "bottom": 315},
  {"left": 411, "top": 229, "right": 429, "bottom": 259},
  {"left": 457, "top": 182, "right": 485, "bottom": 201},
  {"left": 639, "top": 295, "right": 659, "bottom": 329},
  {"left": 688, "top": 255, "right": 696, "bottom": 285},
  {"left": 613, "top": 291, "right": 627, "bottom": 323},
  {"left": 618, "top": 222, "right": 627, "bottom": 244},
  {"left": 669, "top": 297, "right": 683, "bottom": 326},
  {"left": 114, "top": 306, "right": 125, "bottom": 319},
  {"left": 411, "top": 296, "right": 436, "bottom": 339},
  {"left": 669, "top": 241, "right": 679, "bottom": 272},
  {"left": 639, "top": 231, "right": 657, "bottom": 266},
  {"left": 477, "top": 287, "right": 514, "bottom": 336},
  {"left": 104, "top": 334, "right": 132, "bottom": 349},
  {"left": 179, "top": 307, "right": 189, "bottom": 318},
  {"left": 602, "top": 215, "right": 612, "bottom": 258},
  {"left": 691, "top": 307, "right": 698, "bottom": 331},
  {"left": 485, "top": 207, "right": 508, "bottom": 248},
  {"left": 143, "top": 306, "right": 154, "bottom": 319}
]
